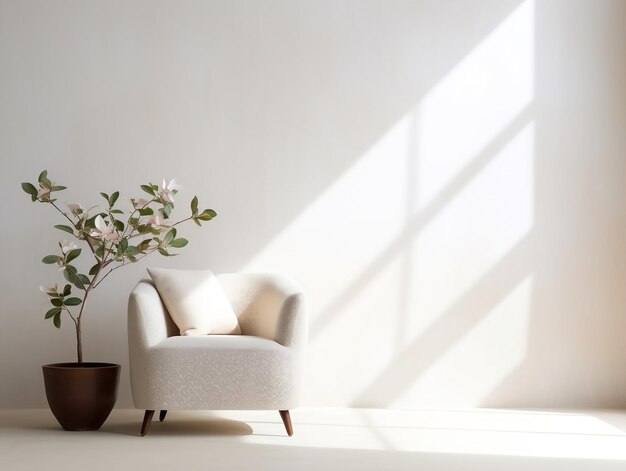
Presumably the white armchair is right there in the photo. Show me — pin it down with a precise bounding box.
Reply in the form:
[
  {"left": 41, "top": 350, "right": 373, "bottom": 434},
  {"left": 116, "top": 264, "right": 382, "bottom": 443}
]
[{"left": 128, "top": 273, "right": 307, "bottom": 436}]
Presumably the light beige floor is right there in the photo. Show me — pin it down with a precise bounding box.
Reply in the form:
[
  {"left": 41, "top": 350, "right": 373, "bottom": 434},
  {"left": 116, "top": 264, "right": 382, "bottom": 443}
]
[{"left": 1, "top": 408, "right": 626, "bottom": 470}]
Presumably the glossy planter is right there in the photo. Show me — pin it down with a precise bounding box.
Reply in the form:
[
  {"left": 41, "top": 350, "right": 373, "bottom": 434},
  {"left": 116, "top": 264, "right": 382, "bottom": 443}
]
[{"left": 42, "top": 362, "right": 120, "bottom": 431}]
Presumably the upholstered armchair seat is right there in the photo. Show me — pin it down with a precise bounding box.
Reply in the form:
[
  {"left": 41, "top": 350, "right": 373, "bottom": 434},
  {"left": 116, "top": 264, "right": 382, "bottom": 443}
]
[
  {"left": 128, "top": 273, "right": 306, "bottom": 436},
  {"left": 139, "top": 335, "right": 296, "bottom": 410}
]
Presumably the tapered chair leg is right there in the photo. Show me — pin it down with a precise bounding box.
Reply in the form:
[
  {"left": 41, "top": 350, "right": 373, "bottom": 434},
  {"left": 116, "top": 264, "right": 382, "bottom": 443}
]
[
  {"left": 159, "top": 410, "right": 167, "bottom": 422},
  {"left": 140, "top": 410, "right": 155, "bottom": 436},
  {"left": 279, "top": 410, "right": 293, "bottom": 436}
]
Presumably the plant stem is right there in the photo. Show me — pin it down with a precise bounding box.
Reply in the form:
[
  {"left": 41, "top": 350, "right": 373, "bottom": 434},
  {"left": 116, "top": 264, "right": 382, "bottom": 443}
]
[
  {"left": 92, "top": 260, "right": 126, "bottom": 289},
  {"left": 73, "top": 242, "right": 109, "bottom": 363},
  {"left": 49, "top": 201, "right": 100, "bottom": 258},
  {"left": 92, "top": 247, "right": 157, "bottom": 289},
  {"left": 76, "top": 320, "right": 82, "bottom": 364},
  {"left": 49, "top": 201, "right": 75, "bottom": 226},
  {"left": 122, "top": 198, "right": 156, "bottom": 239},
  {"left": 173, "top": 216, "right": 193, "bottom": 227}
]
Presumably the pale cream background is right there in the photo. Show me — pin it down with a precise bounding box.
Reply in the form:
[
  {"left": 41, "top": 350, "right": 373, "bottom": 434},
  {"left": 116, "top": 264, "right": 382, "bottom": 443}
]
[{"left": 0, "top": 0, "right": 625, "bottom": 408}]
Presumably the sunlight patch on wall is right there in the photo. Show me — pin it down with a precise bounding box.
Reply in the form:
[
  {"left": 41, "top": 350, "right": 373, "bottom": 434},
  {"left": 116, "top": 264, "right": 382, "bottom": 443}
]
[
  {"left": 406, "top": 123, "right": 535, "bottom": 340},
  {"left": 414, "top": 0, "right": 534, "bottom": 212},
  {"left": 396, "top": 275, "right": 534, "bottom": 407},
  {"left": 244, "top": 110, "right": 411, "bottom": 312},
  {"left": 244, "top": 0, "right": 536, "bottom": 407}
]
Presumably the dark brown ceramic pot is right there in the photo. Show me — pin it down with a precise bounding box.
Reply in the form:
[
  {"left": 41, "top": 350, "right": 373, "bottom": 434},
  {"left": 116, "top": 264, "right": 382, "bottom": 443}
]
[{"left": 42, "top": 362, "right": 120, "bottom": 431}]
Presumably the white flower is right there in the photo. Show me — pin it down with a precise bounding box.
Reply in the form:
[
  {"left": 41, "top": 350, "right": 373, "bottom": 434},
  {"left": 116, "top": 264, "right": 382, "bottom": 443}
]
[
  {"left": 37, "top": 187, "right": 51, "bottom": 199},
  {"left": 90, "top": 215, "right": 119, "bottom": 241},
  {"left": 133, "top": 198, "right": 150, "bottom": 208},
  {"left": 66, "top": 203, "right": 97, "bottom": 218},
  {"left": 142, "top": 213, "right": 170, "bottom": 229},
  {"left": 159, "top": 178, "right": 180, "bottom": 204},
  {"left": 60, "top": 240, "right": 78, "bottom": 254},
  {"left": 66, "top": 202, "right": 82, "bottom": 213},
  {"left": 39, "top": 284, "right": 58, "bottom": 295}
]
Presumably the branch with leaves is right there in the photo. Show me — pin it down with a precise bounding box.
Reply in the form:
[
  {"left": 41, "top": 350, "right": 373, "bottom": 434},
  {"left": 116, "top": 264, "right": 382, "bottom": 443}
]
[{"left": 22, "top": 170, "right": 217, "bottom": 363}]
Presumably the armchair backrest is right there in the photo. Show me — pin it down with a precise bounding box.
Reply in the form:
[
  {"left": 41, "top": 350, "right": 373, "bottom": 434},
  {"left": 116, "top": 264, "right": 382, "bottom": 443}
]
[
  {"left": 218, "top": 273, "right": 306, "bottom": 347},
  {"left": 129, "top": 273, "right": 306, "bottom": 347}
]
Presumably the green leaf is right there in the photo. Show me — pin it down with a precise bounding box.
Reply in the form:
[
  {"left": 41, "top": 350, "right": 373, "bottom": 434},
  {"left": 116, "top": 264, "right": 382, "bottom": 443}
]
[
  {"left": 64, "top": 297, "right": 82, "bottom": 306},
  {"left": 170, "top": 238, "right": 188, "bottom": 248},
  {"left": 196, "top": 209, "right": 217, "bottom": 221},
  {"left": 129, "top": 217, "right": 139, "bottom": 226},
  {"left": 100, "top": 192, "right": 109, "bottom": 202},
  {"left": 110, "top": 209, "right": 124, "bottom": 214},
  {"left": 38, "top": 170, "right": 48, "bottom": 183},
  {"left": 95, "top": 244, "right": 104, "bottom": 258},
  {"left": 140, "top": 185, "right": 155, "bottom": 196},
  {"left": 137, "top": 239, "right": 151, "bottom": 252},
  {"left": 42, "top": 255, "right": 60, "bottom": 264},
  {"left": 138, "top": 207, "right": 153, "bottom": 216},
  {"left": 163, "top": 228, "right": 176, "bottom": 245},
  {"left": 125, "top": 246, "right": 140, "bottom": 257},
  {"left": 53, "top": 312, "right": 61, "bottom": 328},
  {"left": 191, "top": 196, "right": 198, "bottom": 215},
  {"left": 51, "top": 298, "right": 63, "bottom": 307},
  {"left": 77, "top": 274, "right": 90, "bottom": 287},
  {"left": 110, "top": 191, "right": 119, "bottom": 206},
  {"left": 113, "top": 219, "right": 124, "bottom": 232},
  {"left": 119, "top": 238, "right": 128, "bottom": 252},
  {"left": 157, "top": 247, "right": 170, "bottom": 256},
  {"left": 162, "top": 203, "right": 172, "bottom": 218},
  {"left": 65, "top": 248, "right": 81, "bottom": 263},
  {"left": 21, "top": 182, "right": 38, "bottom": 197},
  {"left": 64, "top": 265, "right": 85, "bottom": 290},
  {"left": 45, "top": 307, "right": 61, "bottom": 319},
  {"left": 63, "top": 284, "right": 72, "bottom": 296},
  {"left": 51, "top": 186, "right": 67, "bottom": 191},
  {"left": 54, "top": 225, "right": 75, "bottom": 235},
  {"left": 89, "top": 263, "right": 100, "bottom": 275},
  {"left": 192, "top": 217, "right": 202, "bottom": 226}
]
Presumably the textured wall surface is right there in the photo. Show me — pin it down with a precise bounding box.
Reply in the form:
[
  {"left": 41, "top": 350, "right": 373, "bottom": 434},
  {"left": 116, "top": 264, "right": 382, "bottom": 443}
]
[{"left": 1, "top": 0, "right": 625, "bottom": 408}]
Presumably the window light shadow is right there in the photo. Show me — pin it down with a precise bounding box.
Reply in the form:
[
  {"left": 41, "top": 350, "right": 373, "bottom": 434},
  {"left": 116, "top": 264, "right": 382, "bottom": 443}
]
[
  {"left": 350, "top": 233, "right": 534, "bottom": 407},
  {"left": 240, "top": 0, "right": 536, "bottom": 409},
  {"left": 309, "top": 103, "right": 534, "bottom": 341}
]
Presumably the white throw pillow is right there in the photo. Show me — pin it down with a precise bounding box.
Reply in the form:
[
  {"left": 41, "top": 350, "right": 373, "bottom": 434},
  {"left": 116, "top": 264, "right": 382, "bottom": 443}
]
[{"left": 147, "top": 267, "right": 241, "bottom": 336}]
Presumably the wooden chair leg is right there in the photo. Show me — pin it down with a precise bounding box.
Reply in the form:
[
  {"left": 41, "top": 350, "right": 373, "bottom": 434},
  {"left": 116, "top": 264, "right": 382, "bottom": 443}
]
[
  {"left": 159, "top": 410, "right": 167, "bottom": 422},
  {"left": 140, "top": 410, "right": 155, "bottom": 436},
  {"left": 279, "top": 410, "right": 293, "bottom": 436}
]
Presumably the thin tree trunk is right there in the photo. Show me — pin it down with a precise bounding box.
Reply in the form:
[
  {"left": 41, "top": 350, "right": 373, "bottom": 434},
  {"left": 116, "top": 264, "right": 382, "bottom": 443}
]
[
  {"left": 76, "top": 319, "right": 82, "bottom": 363},
  {"left": 75, "top": 259, "right": 104, "bottom": 364}
]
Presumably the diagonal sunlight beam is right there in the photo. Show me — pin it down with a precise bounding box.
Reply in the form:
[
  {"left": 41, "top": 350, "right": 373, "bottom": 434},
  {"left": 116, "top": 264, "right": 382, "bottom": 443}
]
[
  {"left": 225, "top": 1, "right": 528, "bottom": 274},
  {"left": 239, "top": 0, "right": 535, "bottom": 409},
  {"left": 309, "top": 103, "right": 534, "bottom": 340},
  {"left": 350, "top": 232, "right": 535, "bottom": 406}
]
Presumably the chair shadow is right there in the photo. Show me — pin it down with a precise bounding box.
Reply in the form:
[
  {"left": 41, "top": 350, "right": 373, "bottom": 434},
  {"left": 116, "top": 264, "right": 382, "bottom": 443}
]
[
  {"left": 0, "top": 410, "right": 253, "bottom": 437},
  {"left": 102, "top": 416, "right": 254, "bottom": 437}
]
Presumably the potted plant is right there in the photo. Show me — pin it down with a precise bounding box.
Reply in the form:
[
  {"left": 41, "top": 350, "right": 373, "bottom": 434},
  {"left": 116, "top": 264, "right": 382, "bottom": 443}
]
[{"left": 21, "top": 171, "right": 216, "bottom": 431}]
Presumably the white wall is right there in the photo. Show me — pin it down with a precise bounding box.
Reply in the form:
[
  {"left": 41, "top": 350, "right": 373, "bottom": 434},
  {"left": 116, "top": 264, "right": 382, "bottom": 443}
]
[{"left": 1, "top": 0, "right": 625, "bottom": 408}]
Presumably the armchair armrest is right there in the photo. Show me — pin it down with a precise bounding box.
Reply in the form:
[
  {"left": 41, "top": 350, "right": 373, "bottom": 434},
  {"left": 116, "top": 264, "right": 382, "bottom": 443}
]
[
  {"left": 128, "top": 279, "right": 177, "bottom": 350},
  {"left": 218, "top": 273, "right": 307, "bottom": 348}
]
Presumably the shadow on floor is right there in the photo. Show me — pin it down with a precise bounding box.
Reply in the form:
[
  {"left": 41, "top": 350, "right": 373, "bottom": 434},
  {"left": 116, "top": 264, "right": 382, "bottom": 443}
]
[
  {"left": 101, "top": 415, "right": 254, "bottom": 437},
  {"left": 0, "top": 409, "right": 253, "bottom": 437}
]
